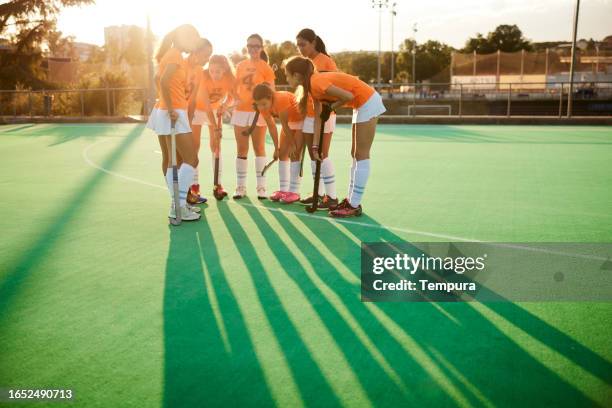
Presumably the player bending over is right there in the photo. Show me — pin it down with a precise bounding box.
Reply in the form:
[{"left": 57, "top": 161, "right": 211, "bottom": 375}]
[{"left": 284, "top": 56, "right": 386, "bottom": 218}]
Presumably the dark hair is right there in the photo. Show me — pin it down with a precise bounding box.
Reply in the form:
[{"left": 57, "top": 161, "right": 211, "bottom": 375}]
[
  {"left": 296, "top": 28, "right": 328, "bottom": 56},
  {"left": 284, "top": 56, "right": 314, "bottom": 114},
  {"left": 247, "top": 33, "right": 268, "bottom": 62},
  {"left": 253, "top": 82, "right": 274, "bottom": 101},
  {"left": 155, "top": 24, "right": 198, "bottom": 62}
]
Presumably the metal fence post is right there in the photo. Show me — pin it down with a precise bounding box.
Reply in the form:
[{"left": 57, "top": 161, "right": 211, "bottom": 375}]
[
  {"left": 507, "top": 83, "right": 512, "bottom": 117},
  {"left": 558, "top": 83, "right": 563, "bottom": 118},
  {"left": 458, "top": 84, "right": 463, "bottom": 117},
  {"left": 28, "top": 91, "right": 32, "bottom": 118},
  {"left": 80, "top": 90, "right": 85, "bottom": 117},
  {"left": 412, "top": 83, "right": 417, "bottom": 117},
  {"left": 105, "top": 86, "right": 110, "bottom": 116},
  {"left": 13, "top": 92, "right": 17, "bottom": 117},
  {"left": 112, "top": 89, "right": 116, "bottom": 116}
]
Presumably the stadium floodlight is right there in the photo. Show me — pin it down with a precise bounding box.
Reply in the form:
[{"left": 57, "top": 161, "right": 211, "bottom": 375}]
[
  {"left": 390, "top": 3, "right": 397, "bottom": 87},
  {"left": 567, "top": 0, "right": 580, "bottom": 118},
  {"left": 372, "top": 0, "right": 390, "bottom": 87}
]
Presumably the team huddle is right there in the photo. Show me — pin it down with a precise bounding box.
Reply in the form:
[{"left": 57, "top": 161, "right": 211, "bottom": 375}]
[{"left": 146, "top": 24, "right": 386, "bottom": 222}]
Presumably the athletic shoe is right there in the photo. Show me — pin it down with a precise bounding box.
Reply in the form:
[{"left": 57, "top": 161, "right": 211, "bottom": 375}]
[
  {"left": 213, "top": 185, "right": 228, "bottom": 200},
  {"left": 319, "top": 195, "right": 339, "bottom": 210},
  {"left": 299, "top": 195, "right": 315, "bottom": 205},
  {"left": 186, "top": 204, "right": 201, "bottom": 213},
  {"left": 187, "top": 189, "right": 207, "bottom": 204},
  {"left": 169, "top": 204, "right": 201, "bottom": 221},
  {"left": 336, "top": 198, "right": 350, "bottom": 210},
  {"left": 190, "top": 184, "right": 201, "bottom": 195},
  {"left": 257, "top": 186, "right": 268, "bottom": 200},
  {"left": 270, "top": 191, "right": 287, "bottom": 201},
  {"left": 280, "top": 192, "right": 300, "bottom": 204},
  {"left": 233, "top": 185, "right": 246, "bottom": 200},
  {"left": 329, "top": 202, "right": 362, "bottom": 218}
]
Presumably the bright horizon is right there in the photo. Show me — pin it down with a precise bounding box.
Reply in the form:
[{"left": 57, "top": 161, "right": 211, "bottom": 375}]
[{"left": 58, "top": 0, "right": 612, "bottom": 54}]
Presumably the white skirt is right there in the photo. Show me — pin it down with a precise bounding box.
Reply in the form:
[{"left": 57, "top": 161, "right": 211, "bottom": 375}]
[
  {"left": 231, "top": 110, "right": 267, "bottom": 127},
  {"left": 288, "top": 121, "right": 303, "bottom": 131},
  {"left": 192, "top": 109, "right": 218, "bottom": 126},
  {"left": 146, "top": 108, "right": 191, "bottom": 135},
  {"left": 352, "top": 92, "right": 386, "bottom": 123},
  {"left": 303, "top": 112, "right": 336, "bottom": 134}
]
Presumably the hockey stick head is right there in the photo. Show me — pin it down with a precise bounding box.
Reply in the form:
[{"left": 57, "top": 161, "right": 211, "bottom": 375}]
[
  {"left": 260, "top": 158, "right": 278, "bottom": 176},
  {"left": 241, "top": 104, "right": 260, "bottom": 136}
]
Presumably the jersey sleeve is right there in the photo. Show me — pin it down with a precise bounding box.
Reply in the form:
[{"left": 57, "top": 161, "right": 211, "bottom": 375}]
[{"left": 310, "top": 75, "right": 332, "bottom": 98}]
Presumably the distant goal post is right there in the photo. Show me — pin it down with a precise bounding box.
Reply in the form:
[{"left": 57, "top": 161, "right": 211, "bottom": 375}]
[{"left": 407, "top": 105, "right": 452, "bottom": 116}]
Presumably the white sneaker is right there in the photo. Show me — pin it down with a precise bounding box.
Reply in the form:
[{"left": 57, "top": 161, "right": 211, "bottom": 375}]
[
  {"left": 256, "top": 186, "right": 267, "bottom": 200},
  {"left": 169, "top": 204, "right": 201, "bottom": 221},
  {"left": 233, "top": 185, "right": 247, "bottom": 199},
  {"left": 186, "top": 204, "right": 201, "bottom": 213}
]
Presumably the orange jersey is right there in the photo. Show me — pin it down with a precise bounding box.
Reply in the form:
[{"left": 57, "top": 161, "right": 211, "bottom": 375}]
[
  {"left": 157, "top": 47, "right": 188, "bottom": 110},
  {"left": 262, "top": 91, "right": 303, "bottom": 123},
  {"left": 310, "top": 72, "right": 375, "bottom": 109},
  {"left": 235, "top": 59, "right": 275, "bottom": 111},
  {"left": 311, "top": 53, "right": 337, "bottom": 72},
  {"left": 184, "top": 61, "right": 203, "bottom": 101},
  {"left": 195, "top": 71, "right": 235, "bottom": 111},
  {"left": 305, "top": 53, "right": 338, "bottom": 117}
]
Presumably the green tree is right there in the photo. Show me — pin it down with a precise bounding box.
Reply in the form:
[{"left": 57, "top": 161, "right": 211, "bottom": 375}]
[
  {"left": 463, "top": 24, "right": 533, "bottom": 53},
  {"left": 395, "top": 40, "right": 454, "bottom": 82},
  {"left": 265, "top": 40, "right": 298, "bottom": 84},
  {"left": 0, "top": 0, "right": 94, "bottom": 89}
]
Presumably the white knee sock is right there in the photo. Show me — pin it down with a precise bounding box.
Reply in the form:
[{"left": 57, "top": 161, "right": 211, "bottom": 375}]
[
  {"left": 165, "top": 167, "right": 174, "bottom": 200},
  {"left": 321, "top": 158, "right": 337, "bottom": 199},
  {"left": 348, "top": 159, "right": 370, "bottom": 207},
  {"left": 236, "top": 158, "right": 247, "bottom": 188},
  {"left": 289, "top": 161, "right": 302, "bottom": 193},
  {"left": 193, "top": 165, "right": 199, "bottom": 186},
  {"left": 278, "top": 160, "right": 290, "bottom": 192},
  {"left": 348, "top": 158, "right": 357, "bottom": 197},
  {"left": 310, "top": 160, "right": 325, "bottom": 195},
  {"left": 255, "top": 156, "right": 267, "bottom": 189},
  {"left": 178, "top": 163, "right": 195, "bottom": 206},
  {"left": 212, "top": 153, "right": 223, "bottom": 185}
]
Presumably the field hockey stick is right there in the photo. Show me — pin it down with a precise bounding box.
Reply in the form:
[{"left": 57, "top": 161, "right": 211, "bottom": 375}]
[
  {"left": 241, "top": 104, "right": 260, "bottom": 136},
  {"left": 213, "top": 112, "right": 221, "bottom": 188},
  {"left": 306, "top": 103, "right": 332, "bottom": 213},
  {"left": 298, "top": 143, "right": 306, "bottom": 177},
  {"left": 169, "top": 120, "right": 181, "bottom": 225},
  {"left": 261, "top": 158, "right": 277, "bottom": 176}
]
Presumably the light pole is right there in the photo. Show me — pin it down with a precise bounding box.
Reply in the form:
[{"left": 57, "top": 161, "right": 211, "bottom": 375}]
[
  {"left": 372, "top": 0, "right": 389, "bottom": 87},
  {"left": 390, "top": 3, "right": 397, "bottom": 85},
  {"left": 567, "top": 0, "right": 580, "bottom": 118},
  {"left": 412, "top": 23, "right": 417, "bottom": 85}
]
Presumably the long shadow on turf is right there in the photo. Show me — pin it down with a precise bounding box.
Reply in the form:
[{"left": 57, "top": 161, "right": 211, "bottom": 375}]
[
  {"left": 214, "top": 201, "right": 343, "bottom": 407},
  {"left": 291, "top": 212, "right": 607, "bottom": 406},
  {"left": 163, "top": 214, "right": 275, "bottom": 408},
  {"left": 240, "top": 201, "right": 430, "bottom": 407},
  {"left": 0, "top": 125, "right": 144, "bottom": 316}
]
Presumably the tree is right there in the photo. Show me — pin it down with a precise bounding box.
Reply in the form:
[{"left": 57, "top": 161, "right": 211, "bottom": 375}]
[
  {"left": 265, "top": 40, "right": 298, "bottom": 84},
  {"left": 463, "top": 24, "right": 533, "bottom": 53},
  {"left": 0, "top": 0, "right": 93, "bottom": 89},
  {"left": 395, "top": 40, "right": 454, "bottom": 82}
]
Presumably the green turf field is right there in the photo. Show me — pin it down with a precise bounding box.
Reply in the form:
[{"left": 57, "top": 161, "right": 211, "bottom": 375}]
[{"left": 1, "top": 123, "right": 611, "bottom": 407}]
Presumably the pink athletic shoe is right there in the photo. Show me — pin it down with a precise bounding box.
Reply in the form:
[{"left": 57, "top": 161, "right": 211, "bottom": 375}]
[
  {"left": 270, "top": 191, "right": 287, "bottom": 202},
  {"left": 280, "top": 192, "right": 300, "bottom": 204}
]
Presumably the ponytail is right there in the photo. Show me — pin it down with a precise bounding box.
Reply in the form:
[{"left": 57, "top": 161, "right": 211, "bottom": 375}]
[
  {"left": 260, "top": 49, "right": 268, "bottom": 62},
  {"left": 156, "top": 29, "right": 176, "bottom": 63},
  {"left": 314, "top": 36, "right": 328, "bottom": 56},
  {"left": 284, "top": 56, "right": 314, "bottom": 115},
  {"left": 297, "top": 28, "right": 329, "bottom": 56}
]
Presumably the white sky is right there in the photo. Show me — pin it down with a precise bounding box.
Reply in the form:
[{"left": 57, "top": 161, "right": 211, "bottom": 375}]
[{"left": 57, "top": 0, "right": 612, "bottom": 53}]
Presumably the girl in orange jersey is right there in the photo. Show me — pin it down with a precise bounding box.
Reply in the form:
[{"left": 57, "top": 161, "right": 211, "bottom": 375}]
[
  {"left": 252, "top": 83, "right": 302, "bottom": 203},
  {"left": 146, "top": 24, "right": 202, "bottom": 221},
  {"left": 294, "top": 29, "right": 339, "bottom": 209},
  {"left": 190, "top": 54, "right": 236, "bottom": 199},
  {"left": 231, "top": 33, "right": 276, "bottom": 200},
  {"left": 284, "top": 56, "right": 386, "bottom": 218},
  {"left": 184, "top": 38, "right": 213, "bottom": 203}
]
